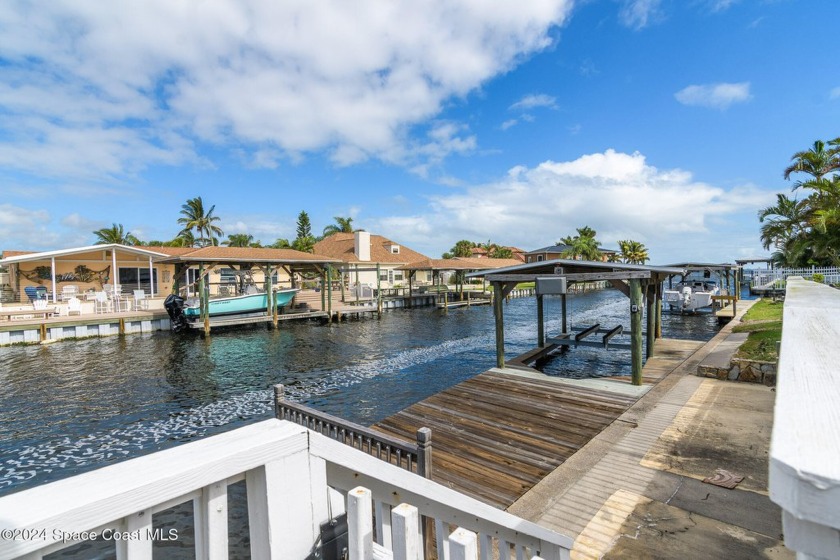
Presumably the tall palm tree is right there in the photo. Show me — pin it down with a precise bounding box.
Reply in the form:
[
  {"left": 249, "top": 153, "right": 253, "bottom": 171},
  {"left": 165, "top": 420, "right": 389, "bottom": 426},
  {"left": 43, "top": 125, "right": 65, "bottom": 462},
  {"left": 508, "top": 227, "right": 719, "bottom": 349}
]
[
  {"left": 322, "top": 216, "right": 354, "bottom": 237},
  {"left": 559, "top": 226, "right": 602, "bottom": 261},
  {"left": 177, "top": 197, "right": 223, "bottom": 247},
  {"left": 617, "top": 240, "right": 649, "bottom": 264},
  {"left": 784, "top": 139, "right": 840, "bottom": 183},
  {"left": 93, "top": 223, "right": 139, "bottom": 245}
]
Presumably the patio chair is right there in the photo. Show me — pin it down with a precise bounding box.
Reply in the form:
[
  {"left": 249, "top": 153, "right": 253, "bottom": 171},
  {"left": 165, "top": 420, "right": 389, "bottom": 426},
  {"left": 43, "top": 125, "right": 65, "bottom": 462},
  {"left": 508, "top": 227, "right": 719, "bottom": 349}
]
[
  {"left": 24, "top": 286, "right": 43, "bottom": 303},
  {"left": 66, "top": 297, "right": 82, "bottom": 316},
  {"left": 94, "top": 291, "right": 112, "bottom": 314},
  {"left": 133, "top": 290, "right": 149, "bottom": 310},
  {"left": 33, "top": 299, "right": 48, "bottom": 311},
  {"left": 61, "top": 285, "right": 79, "bottom": 301}
]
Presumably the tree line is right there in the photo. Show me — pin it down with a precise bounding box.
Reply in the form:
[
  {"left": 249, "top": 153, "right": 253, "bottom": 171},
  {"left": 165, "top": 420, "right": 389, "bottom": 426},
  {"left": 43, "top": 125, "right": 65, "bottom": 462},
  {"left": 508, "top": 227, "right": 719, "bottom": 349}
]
[
  {"left": 92, "top": 197, "right": 358, "bottom": 252},
  {"left": 442, "top": 227, "right": 649, "bottom": 264}
]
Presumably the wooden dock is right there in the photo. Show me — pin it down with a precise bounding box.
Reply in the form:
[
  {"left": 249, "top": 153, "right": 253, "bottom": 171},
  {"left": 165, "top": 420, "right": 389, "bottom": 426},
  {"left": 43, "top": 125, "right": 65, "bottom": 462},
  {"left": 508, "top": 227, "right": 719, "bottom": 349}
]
[{"left": 374, "top": 338, "right": 703, "bottom": 509}]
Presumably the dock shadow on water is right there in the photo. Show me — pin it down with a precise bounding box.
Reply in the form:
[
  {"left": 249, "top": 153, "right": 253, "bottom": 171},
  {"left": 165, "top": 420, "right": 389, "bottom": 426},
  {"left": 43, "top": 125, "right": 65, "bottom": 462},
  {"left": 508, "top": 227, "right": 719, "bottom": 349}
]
[{"left": 0, "top": 290, "right": 719, "bottom": 496}]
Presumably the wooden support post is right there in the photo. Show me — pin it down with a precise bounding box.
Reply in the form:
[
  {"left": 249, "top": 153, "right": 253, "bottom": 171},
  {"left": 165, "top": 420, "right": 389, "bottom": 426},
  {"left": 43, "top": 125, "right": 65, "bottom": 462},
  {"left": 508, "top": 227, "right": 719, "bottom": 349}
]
[
  {"left": 561, "top": 293, "right": 568, "bottom": 334},
  {"left": 273, "top": 384, "right": 284, "bottom": 419},
  {"left": 355, "top": 264, "right": 360, "bottom": 304},
  {"left": 537, "top": 294, "right": 545, "bottom": 347},
  {"left": 443, "top": 285, "right": 448, "bottom": 312},
  {"left": 40, "top": 323, "right": 47, "bottom": 342},
  {"left": 493, "top": 282, "right": 505, "bottom": 368},
  {"left": 198, "top": 262, "right": 210, "bottom": 336},
  {"left": 630, "top": 278, "right": 643, "bottom": 385},
  {"left": 408, "top": 271, "right": 413, "bottom": 309},
  {"left": 646, "top": 283, "right": 655, "bottom": 358},
  {"left": 376, "top": 263, "right": 382, "bottom": 316},
  {"left": 327, "top": 265, "right": 333, "bottom": 324},
  {"left": 656, "top": 282, "right": 663, "bottom": 339},
  {"left": 268, "top": 267, "right": 278, "bottom": 328},
  {"left": 321, "top": 270, "right": 327, "bottom": 316}
]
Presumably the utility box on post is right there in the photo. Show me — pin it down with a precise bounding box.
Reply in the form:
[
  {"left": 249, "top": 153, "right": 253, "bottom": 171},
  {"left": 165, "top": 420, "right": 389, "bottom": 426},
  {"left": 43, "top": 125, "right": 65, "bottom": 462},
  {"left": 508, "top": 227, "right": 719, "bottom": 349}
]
[{"left": 536, "top": 277, "right": 567, "bottom": 295}]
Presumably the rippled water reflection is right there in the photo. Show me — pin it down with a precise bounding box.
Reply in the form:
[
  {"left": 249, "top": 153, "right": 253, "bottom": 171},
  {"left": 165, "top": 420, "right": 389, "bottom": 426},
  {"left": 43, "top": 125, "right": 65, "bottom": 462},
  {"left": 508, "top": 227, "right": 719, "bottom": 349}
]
[{"left": 0, "top": 290, "right": 720, "bottom": 494}]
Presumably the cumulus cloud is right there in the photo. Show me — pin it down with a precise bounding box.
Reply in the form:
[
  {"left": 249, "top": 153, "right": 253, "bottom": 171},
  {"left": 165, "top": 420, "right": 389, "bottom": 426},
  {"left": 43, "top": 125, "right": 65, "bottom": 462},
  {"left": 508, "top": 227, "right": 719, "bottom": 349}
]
[
  {"left": 619, "top": 0, "right": 664, "bottom": 30},
  {"left": 0, "top": 1, "right": 572, "bottom": 182},
  {"left": 370, "top": 149, "right": 773, "bottom": 262},
  {"left": 675, "top": 82, "right": 752, "bottom": 109}
]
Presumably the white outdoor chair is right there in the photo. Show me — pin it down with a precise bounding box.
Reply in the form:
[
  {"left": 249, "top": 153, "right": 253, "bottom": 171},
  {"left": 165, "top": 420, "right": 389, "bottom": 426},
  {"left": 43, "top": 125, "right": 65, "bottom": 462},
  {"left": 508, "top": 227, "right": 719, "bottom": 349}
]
[
  {"left": 66, "top": 297, "right": 82, "bottom": 316},
  {"left": 61, "top": 285, "right": 79, "bottom": 301},
  {"left": 133, "top": 290, "right": 148, "bottom": 310},
  {"left": 33, "top": 299, "right": 48, "bottom": 311},
  {"left": 94, "top": 291, "right": 112, "bottom": 313}
]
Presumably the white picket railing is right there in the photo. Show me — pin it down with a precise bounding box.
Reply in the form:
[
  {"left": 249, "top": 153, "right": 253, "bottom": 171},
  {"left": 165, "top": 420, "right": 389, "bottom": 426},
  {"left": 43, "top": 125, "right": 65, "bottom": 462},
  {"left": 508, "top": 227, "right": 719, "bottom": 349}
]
[
  {"left": 0, "top": 420, "right": 571, "bottom": 560},
  {"left": 752, "top": 266, "right": 840, "bottom": 289}
]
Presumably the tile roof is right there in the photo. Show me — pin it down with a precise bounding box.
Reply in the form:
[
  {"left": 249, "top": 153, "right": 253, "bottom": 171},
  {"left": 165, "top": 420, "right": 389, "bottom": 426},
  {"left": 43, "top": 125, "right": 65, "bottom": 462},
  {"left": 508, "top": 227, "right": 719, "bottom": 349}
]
[
  {"left": 160, "top": 246, "right": 340, "bottom": 263},
  {"left": 397, "top": 257, "right": 524, "bottom": 271},
  {"left": 314, "top": 233, "right": 429, "bottom": 264}
]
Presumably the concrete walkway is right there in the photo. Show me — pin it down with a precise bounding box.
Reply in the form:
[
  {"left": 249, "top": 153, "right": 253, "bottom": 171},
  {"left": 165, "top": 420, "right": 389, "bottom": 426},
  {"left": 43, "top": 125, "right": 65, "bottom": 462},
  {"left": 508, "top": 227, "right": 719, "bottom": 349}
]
[{"left": 508, "top": 300, "right": 792, "bottom": 559}]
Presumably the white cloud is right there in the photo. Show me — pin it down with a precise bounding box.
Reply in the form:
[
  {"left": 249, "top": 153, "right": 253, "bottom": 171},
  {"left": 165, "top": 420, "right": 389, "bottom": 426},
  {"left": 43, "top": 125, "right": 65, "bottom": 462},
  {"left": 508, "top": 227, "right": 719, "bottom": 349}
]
[
  {"left": 0, "top": 1, "right": 572, "bottom": 181},
  {"left": 509, "top": 94, "right": 558, "bottom": 111},
  {"left": 619, "top": 0, "right": 663, "bottom": 30},
  {"left": 709, "top": 0, "right": 740, "bottom": 12},
  {"left": 675, "top": 82, "right": 752, "bottom": 109},
  {"left": 370, "top": 149, "right": 774, "bottom": 262},
  {"left": 501, "top": 119, "right": 519, "bottom": 131}
]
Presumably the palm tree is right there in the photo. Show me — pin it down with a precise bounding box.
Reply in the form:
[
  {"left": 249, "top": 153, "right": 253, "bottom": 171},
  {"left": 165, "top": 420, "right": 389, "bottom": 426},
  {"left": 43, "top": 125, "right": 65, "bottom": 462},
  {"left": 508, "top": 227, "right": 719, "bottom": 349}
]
[
  {"left": 559, "top": 226, "right": 602, "bottom": 261},
  {"left": 93, "top": 223, "right": 139, "bottom": 245},
  {"left": 177, "top": 197, "right": 223, "bottom": 247},
  {"left": 223, "top": 233, "right": 258, "bottom": 247},
  {"left": 784, "top": 139, "right": 840, "bottom": 183},
  {"left": 322, "top": 216, "right": 355, "bottom": 237},
  {"left": 617, "top": 240, "right": 649, "bottom": 264}
]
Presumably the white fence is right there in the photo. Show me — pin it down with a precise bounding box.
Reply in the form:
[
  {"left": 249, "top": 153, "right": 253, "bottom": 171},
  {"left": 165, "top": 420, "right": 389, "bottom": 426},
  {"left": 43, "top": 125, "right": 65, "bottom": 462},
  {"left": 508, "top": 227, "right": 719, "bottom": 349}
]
[
  {"left": 0, "top": 420, "right": 571, "bottom": 560},
  {"left": 770, "top": 277, "right": 840, "bottom": 559},
  {"left": 751, "top": 266, "right": 840, "bottom": 290}
]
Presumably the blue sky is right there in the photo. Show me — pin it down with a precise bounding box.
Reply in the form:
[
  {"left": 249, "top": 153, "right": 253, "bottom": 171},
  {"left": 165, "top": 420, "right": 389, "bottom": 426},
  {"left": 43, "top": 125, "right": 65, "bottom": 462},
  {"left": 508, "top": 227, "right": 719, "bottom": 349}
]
[{"left": 1, "top": 0, "right": 838, "bottom": 264}]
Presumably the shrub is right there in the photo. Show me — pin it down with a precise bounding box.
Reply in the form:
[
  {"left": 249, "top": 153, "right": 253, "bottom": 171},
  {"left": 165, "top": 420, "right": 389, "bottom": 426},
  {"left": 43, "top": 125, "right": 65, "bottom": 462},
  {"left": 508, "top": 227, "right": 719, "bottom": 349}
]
[{"left": 812, "top": 273, "right": 825, "bottom": 283}]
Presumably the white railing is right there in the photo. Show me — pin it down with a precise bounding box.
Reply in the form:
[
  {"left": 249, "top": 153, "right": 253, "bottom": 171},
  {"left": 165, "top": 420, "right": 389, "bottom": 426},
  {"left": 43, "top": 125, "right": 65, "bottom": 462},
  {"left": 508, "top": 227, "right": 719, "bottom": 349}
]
[
  {"left": 752, "top": 266, "right": 840, "bottom": 290},
  {"left": 770, "top": 277, "right": 840, "bottom": 559},
  {"left": 0, "top": 420, "right": 571, "bottom": 560}
]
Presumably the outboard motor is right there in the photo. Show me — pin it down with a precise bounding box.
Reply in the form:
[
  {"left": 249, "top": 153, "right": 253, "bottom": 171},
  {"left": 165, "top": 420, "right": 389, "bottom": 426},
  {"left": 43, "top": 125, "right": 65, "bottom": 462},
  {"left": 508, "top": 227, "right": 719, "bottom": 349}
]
[
  {"left": 681, "top": 286, "right": 693, "bottom": 309},
  {"left": 164, "top": 294, "right": 190, "bottom": 333}
]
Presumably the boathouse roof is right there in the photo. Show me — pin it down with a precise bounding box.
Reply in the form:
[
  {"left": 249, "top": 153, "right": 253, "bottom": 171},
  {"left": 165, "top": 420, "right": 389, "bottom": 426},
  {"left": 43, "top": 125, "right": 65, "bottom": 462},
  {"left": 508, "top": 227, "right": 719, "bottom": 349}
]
[
  {"left": 465, "top": 258, "right": 684, "bottom": 279},
  {"left": 397, "top": 257, "right": 523, "bottom": 271}
]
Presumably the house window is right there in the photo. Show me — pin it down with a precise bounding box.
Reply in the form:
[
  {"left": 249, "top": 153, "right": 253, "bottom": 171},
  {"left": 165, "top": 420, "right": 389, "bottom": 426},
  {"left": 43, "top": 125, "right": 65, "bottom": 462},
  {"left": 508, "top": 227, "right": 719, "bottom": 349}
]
[
  {"left": 118, "top": 267, "right": 158, "bottom": 295},
  {"left": 388, "top": 245, "right": 400, "bottom": 254},
  {"left": 219, "top": 268, "right": 237, "bottom": 284},
  {"left": 537, "top": 255, "right": 544, "bottom": 262},
  {"left": 379, "top": 272, "right": 388, "bottom": 281},
  {"left": 393, "top": 272, "right": 404, "bottom": 282}
]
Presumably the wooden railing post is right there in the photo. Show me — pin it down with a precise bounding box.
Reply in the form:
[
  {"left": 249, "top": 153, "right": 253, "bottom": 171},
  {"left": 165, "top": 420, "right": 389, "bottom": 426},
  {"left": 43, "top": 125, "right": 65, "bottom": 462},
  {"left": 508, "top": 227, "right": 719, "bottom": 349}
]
[
  {"left": 416, "top": 427, "right": 432, "bottom": 479},
  {"left": 273, "top": 383, "right": 284, "bottom": 420},
  {"left": 348, "top": 487, "right": 373, "bottom": 560}
]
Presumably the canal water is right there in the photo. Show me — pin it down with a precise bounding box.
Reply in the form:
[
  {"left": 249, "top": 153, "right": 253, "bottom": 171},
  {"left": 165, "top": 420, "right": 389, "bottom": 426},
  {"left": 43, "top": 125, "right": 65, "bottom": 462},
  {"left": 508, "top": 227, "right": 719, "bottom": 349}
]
[{"left": 0, "top": 290, "right": 720, "bottom": 496}]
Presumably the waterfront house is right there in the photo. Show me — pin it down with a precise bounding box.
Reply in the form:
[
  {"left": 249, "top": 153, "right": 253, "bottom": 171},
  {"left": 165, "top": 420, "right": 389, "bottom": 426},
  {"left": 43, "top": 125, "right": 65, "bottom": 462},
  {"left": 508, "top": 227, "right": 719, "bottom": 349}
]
[
  {"left": 524, "top": 244, "right": 618, "bottom": 264},
  {"left": 469, "top": 246, "right": 527, "bottom": 262},
  {"left": 314, "top": 232, "right": 431, "bottom": 289}
]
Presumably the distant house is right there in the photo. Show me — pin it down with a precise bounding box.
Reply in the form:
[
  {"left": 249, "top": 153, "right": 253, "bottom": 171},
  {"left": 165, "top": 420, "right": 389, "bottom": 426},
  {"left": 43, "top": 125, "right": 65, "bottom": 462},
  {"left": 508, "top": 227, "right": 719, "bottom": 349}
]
[
  {"left": 469, "top": 246, "right": 527, "bottom": 262},
  {"left": 313, "top": 232, "right": 431, "bottom": 288},
  {"left": 524, "top": 245, "right": 618, "bottom": 264}
]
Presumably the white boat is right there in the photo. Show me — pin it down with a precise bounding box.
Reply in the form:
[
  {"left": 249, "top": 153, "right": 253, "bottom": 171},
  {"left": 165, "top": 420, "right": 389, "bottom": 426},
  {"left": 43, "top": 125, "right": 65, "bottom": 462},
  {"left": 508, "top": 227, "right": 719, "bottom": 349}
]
[{"left": 663, "top": 280, "right": 720, "bottom": 312}]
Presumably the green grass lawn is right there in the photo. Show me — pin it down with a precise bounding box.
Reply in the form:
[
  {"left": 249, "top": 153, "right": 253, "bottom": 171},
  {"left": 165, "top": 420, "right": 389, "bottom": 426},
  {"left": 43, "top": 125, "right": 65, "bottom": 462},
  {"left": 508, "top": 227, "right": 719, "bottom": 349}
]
[{"left": 734, "top": 298, "right": 783, "bottom": 361}]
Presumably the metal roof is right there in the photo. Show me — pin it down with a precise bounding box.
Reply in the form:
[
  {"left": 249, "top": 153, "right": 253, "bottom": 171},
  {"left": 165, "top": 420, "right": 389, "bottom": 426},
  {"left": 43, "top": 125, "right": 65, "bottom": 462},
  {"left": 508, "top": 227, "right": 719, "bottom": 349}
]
[
  {"left": 0, "top": 244, "right": 170, "bottom": 264},
  {"left": 466, "top": 258, "right": 684, "bottom": 278}
]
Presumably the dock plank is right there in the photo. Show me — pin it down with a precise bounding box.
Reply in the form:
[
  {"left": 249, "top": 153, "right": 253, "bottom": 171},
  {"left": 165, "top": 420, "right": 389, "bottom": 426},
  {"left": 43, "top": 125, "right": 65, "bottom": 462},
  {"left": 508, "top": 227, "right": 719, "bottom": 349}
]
[{"left": 374, "top": 337, "right": 701, "bottom": 509}]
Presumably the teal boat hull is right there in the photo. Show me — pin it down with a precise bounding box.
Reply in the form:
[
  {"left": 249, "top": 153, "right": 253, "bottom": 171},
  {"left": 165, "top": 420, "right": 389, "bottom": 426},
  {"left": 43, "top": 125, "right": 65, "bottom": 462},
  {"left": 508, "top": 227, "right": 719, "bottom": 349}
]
[{"left": 183, "top": 289, "right": 299, "bottom": 318}]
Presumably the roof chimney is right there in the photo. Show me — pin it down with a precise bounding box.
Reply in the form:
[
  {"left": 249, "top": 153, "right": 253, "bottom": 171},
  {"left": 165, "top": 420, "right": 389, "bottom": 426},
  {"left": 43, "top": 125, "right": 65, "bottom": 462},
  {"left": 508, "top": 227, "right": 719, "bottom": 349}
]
[{"left": 355, "top": 231, "right": 370, "bottom": 261}]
